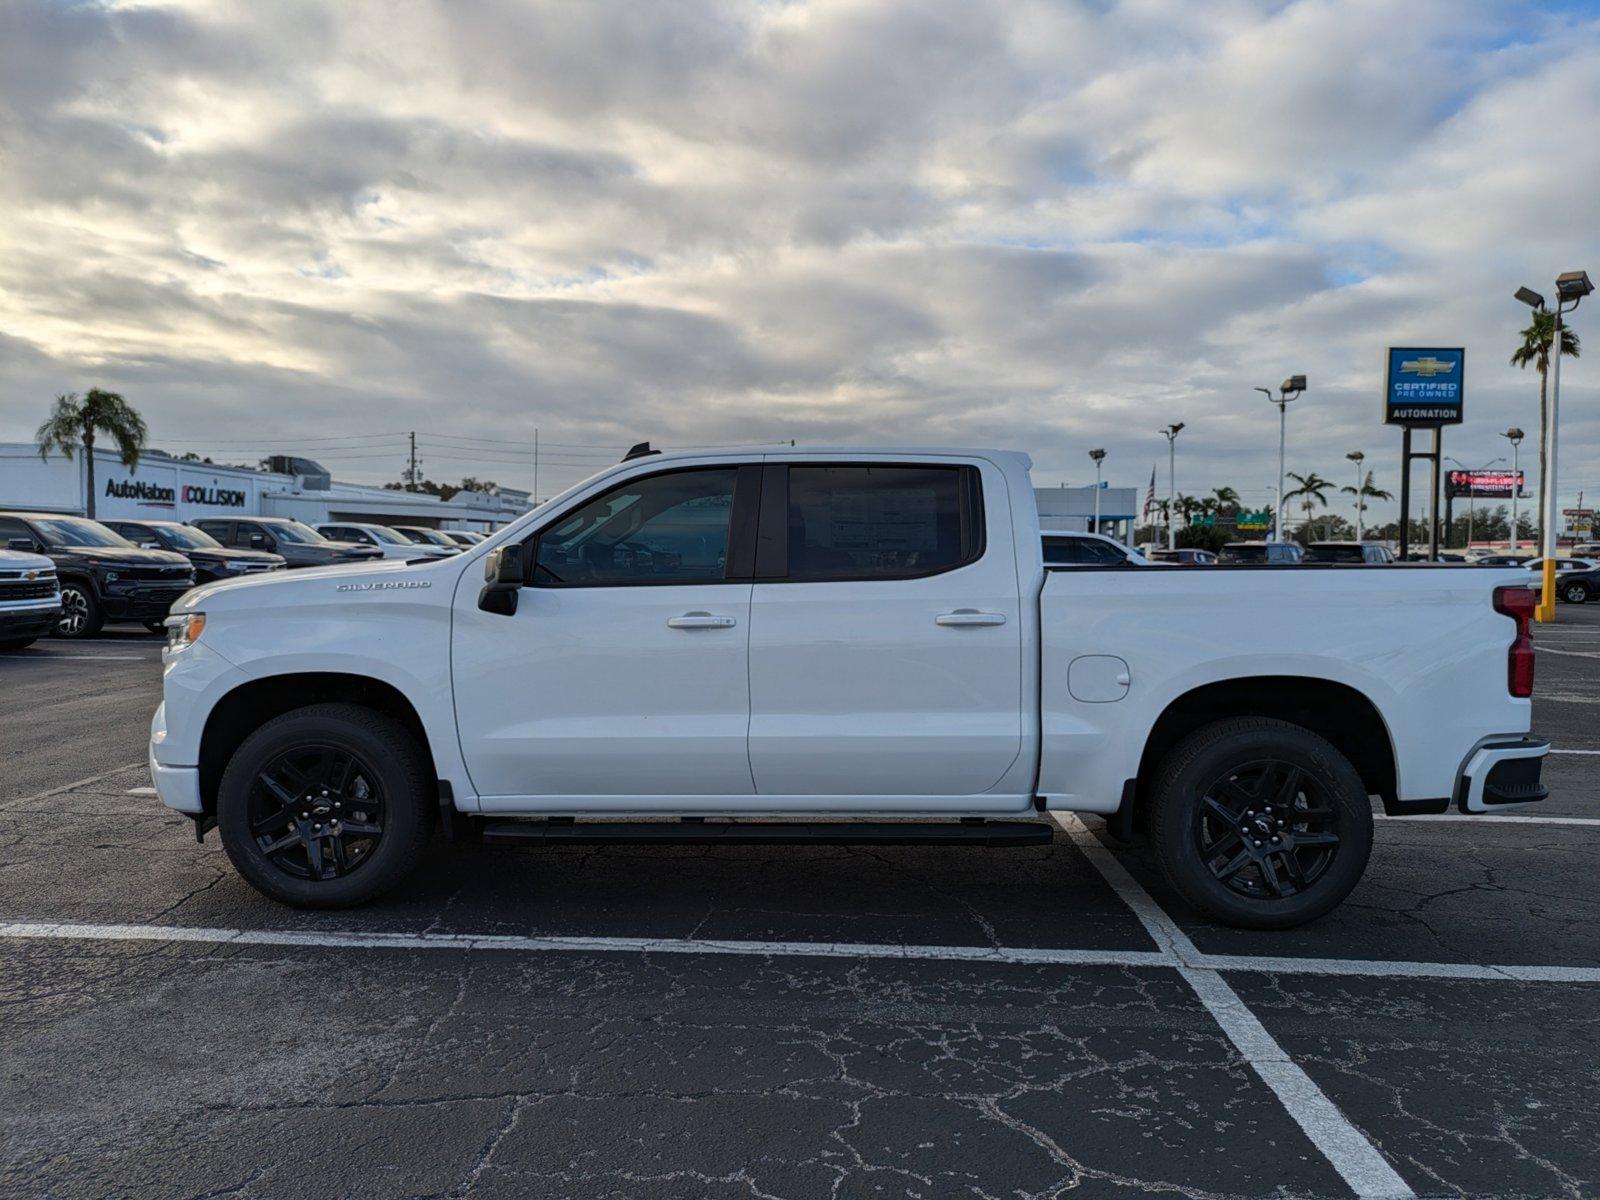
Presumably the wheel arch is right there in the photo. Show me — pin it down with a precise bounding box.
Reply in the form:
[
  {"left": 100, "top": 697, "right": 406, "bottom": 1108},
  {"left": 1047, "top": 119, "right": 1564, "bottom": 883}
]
[
  {"left": 1127, "top": 676, "right": 1399, "bottom": 828},
  {"left": 198, "top": 672, "right": 436, "bottom": 814}
]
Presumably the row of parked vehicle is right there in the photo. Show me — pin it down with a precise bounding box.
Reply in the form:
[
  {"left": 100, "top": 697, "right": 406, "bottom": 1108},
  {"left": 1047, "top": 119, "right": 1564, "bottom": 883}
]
[
  {"left": 0, "top": 511, "right": 489, "bottom": 647},
  {"left": 1040, "top": 530, "right": 1600, "bottom": 600}
]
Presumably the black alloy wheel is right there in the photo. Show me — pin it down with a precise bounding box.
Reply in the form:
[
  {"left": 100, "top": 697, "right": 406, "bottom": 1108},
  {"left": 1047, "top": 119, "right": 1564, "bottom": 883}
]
[
  {"left": 247, "top": 745, "right": 386, "bottom": 881},
  {"left": 1148, "top": 717, "right": 1373, "bottom": 929},
  {"left": 216, "top": 703, "right": 435, "bottom": 907},
  {"left": 1194, "top": 760, "right": 1339, "bottom": 900}
]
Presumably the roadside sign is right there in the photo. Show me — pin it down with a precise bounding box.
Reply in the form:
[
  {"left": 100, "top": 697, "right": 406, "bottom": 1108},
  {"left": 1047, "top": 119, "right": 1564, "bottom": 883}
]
[
  {"left": 1446, "top": 469, "right": 1523, "bottom": 499},
  {"left": 1564, "top": 508, "right": 1594, "bottom": 535},
  {"left": 1384, "top": 347, "right": 1464, "bottom": 426},
  {"left": 1237, "top": 510, "right": 1271, "bottom": 531},
  {"left": 1188, "top": 513, "right": 1215, "bottom": 527}
]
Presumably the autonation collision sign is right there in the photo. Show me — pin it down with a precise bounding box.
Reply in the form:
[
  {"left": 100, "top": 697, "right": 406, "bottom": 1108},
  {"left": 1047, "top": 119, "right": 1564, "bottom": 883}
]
[{"left": 1384, "top": 347, "right": 1465, "bottom": 426}]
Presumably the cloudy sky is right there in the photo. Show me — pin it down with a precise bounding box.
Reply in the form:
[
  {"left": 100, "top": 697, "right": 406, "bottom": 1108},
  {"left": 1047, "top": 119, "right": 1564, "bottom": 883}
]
[{"left": 2, "top": 0, "right": 1598, "bottom": 518}]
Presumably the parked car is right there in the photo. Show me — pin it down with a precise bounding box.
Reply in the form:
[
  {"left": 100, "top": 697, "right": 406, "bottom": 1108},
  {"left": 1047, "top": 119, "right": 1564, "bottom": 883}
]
[
  {"left": 0, "top": 513, "right": 193, "bottom": 639},
  {"left": 0, "top": 543, "right": 60, "bottom": 651},
  {"left": 1304, "top": 542, "right": 1396, "bottom": 564},
  {"left": 190, "top": 518, "right": 384, "bottom": 569},
  {"left": 150, "top": 445, "right": 1546, "bottom": 929},
  {"left": 389, "top": 525, "right": 464, "bottom": 554},
  {"left": 440, "top": 530, "right": 487, "bottom": 547},
  {"left": 1218, "top": 541, "right": 1304, "bottom": 564},
  {"left": 314, "top": 522, "right": 457, "bottom": 560},
  {"left": 1040, "top": 530, "right": 1153, "bottom": 566},
  {"left": 1571, "top": 543, "right": 1600, "bottom": 558},
  {"left": 1524, "top": 557, "right": 1598, "bottom": 579},
  {"left": 1545, "top": 565, "right": 1600, "bottom": 604},
  {"left": 1476, "top": 554, "right": 1533, "bottom": 566},
  {"left": 1147, "top": 548, "right": 1217, "bottom": 565},
  {"left": 104, "top": 520, "right": 285, "bottom": 596},
  {"left": 1400, "top": 552, "right": 1471, "bottom": 563}
]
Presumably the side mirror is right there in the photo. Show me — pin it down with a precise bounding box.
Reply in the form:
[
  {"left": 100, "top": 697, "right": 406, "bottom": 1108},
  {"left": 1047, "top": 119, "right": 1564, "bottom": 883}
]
[
  {"left": 478, "top": 544, "right": 525, "bottom": 616},
  {"left": 7, "top": 538, "right": 37, "bottom": 553}
]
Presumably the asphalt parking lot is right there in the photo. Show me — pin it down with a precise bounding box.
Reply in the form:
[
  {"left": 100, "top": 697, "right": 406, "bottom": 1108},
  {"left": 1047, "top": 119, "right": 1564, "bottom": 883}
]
[{"left": 3, "top": 612, "right": 1598, "bottom": 1199}]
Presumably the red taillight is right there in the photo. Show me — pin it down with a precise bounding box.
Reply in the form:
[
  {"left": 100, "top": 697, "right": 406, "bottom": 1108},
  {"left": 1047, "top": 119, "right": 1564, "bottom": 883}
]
[{"left": 1494, "top": 585, "right": 1536, "bottom": 698}]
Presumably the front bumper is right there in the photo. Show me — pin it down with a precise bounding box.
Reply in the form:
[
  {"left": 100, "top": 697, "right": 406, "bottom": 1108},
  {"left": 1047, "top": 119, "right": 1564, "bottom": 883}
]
[
  {"left": 0, "top": 598, "right": 61, "bottom": 638},
  {"left": 149, "top": 703, "right": 204, "bottom": 813},
  {"left": 1456, "top": 737, "right": 1550, "bottom": 813}
]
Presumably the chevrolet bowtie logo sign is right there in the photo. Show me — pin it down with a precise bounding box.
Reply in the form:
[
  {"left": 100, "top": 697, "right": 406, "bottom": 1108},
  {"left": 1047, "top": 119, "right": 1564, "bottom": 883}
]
[{"left": 1399, "top": 356, "right": 1457, "bottom": 377}]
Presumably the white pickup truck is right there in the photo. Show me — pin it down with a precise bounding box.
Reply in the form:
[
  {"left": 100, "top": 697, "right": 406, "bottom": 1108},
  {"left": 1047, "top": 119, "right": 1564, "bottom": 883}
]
[{"left": 150, "top": 446, "right": 1548, "bottom": 927}]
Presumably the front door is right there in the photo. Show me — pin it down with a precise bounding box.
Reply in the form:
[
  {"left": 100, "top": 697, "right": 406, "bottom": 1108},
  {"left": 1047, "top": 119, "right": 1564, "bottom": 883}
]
[
  {"left": 746, "top": 461, "right": 1027, "bottom": 807},
  {"left": 452, "top": 464, "right": 759, "bottom": 808}
]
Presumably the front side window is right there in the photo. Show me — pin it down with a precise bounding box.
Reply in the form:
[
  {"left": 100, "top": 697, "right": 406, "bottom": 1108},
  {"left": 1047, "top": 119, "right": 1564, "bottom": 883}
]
[
  {"left": 533, "top": 468, "right": 738, "bottom": 585},
  {"left": 786, "top": 465, "right": 976, "bottom": 581}
]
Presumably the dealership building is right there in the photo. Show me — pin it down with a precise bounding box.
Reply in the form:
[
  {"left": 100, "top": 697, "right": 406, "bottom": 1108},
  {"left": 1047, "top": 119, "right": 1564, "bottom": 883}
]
[
  {"left": 1034, "top": 483, "right": 1138, "bottom": 542},
  {"left": 0, "top": 443, "right": 530, "bottom": 531}
]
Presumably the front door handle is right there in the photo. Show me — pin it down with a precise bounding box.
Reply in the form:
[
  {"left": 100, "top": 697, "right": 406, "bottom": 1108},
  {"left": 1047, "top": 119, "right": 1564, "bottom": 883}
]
[
  {"left": 667, "top": 612, "right": 738, "bottom": 629},
  {"left": 935, "top": 609, "right": 1007, "bottom": 628}
]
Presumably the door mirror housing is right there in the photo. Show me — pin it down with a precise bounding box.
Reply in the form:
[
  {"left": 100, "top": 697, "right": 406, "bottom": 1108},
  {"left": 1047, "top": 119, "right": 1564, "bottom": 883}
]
[
  {"left": 478, "top": 544, "right": 525, "bottom": 615},
  {"left": 249, "top": 532, "right": 272, "bottom": 549},
  {"left": 7, "top": 538, "right": 37, "bottom": 553}
]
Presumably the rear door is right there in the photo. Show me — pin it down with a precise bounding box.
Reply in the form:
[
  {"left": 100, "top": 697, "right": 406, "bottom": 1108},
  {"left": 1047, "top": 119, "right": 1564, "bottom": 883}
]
[
  {"left": 745, "top": 459, "right": 1027, "bottom": 807},
  {"left": 452, "top": 463, "right": 761, "bottom": 806}
]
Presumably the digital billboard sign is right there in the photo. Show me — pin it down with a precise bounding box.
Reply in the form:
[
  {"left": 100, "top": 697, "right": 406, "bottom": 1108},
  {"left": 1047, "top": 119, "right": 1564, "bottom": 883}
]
[
  {"left": 1445, "top": 469, "right": 1523, "bottom": 499},
  {"left": 1384, "top": 347, "right": 1464, "bottom": 426}
]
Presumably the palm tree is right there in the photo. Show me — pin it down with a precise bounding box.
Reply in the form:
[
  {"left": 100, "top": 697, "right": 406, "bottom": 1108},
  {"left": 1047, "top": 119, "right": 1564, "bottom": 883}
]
[
  {"left": 1282, "top": 471, "right": 1334, "bottom": 539},
  {"left": 1211, "top": 486, "right": 1240, "bottom": 516},
  {"left": 35, "top": 389, "right": 148, "bottom": 519},
  {"left": 1511, "top": 309, "right": 1581, "bottom": 519},
  {"left": 1339, "top": 471, "right": 1394, "bottom": 541}
]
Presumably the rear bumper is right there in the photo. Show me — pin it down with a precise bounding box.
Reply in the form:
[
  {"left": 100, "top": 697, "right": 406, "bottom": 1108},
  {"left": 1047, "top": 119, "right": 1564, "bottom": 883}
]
[{"left": 1456, "top": 737, "right": 1549, "bottom": 813}]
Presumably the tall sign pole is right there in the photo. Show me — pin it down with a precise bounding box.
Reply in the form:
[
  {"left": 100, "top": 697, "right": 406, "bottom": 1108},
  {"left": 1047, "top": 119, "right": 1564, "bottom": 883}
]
[{"left": 1385, "top": 348, "right": 1464, "bottom": 561}]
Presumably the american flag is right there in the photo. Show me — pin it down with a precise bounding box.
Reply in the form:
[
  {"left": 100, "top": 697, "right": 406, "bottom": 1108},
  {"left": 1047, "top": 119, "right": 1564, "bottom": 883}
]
[{"left": 1143, "top": 465, "right": 1157, "bottom": 519}]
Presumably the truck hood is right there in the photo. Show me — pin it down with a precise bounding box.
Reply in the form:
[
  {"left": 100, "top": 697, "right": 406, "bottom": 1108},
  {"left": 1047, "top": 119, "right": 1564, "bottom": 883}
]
[{"left": 177, "top": 555, "right": 456, "bottom": 610}]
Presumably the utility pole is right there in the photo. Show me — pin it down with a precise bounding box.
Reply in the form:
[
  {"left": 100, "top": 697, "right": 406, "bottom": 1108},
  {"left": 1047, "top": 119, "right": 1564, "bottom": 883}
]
[
  {"left": 405, "top": 431, "right": 420, "bottom": 492},
  {"left": 1088, "top": 448, "right": 1106, "bottom": 533},
  {"left": 1160, "top": 424, "right": 1184, "bottom": 550},
  {"left": 533, "top": 428, "right": 540, "bottom": 504}
]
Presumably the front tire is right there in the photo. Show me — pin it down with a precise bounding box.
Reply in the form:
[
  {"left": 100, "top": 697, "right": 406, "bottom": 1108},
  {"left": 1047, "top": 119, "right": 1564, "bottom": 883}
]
[
  {"left": 53, "top": 582, "right": 103, "bottom": 639},
  {"left": 1562, "top": 581, "right": 1589, "bottom": 604},
  {"left": 1147, "top": 717, "right": 1373, "bottom": 929},
  {"left": 0, "top": 637, "right": 37, "bottom": 651},
  {"left": 217, "top": 703, "right": 435, "bottom": 908}
]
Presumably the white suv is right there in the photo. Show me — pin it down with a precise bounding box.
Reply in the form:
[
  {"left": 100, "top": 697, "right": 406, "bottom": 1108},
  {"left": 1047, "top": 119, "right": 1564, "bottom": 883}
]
[{"left": 314, "top": 523, "right": 456, "bottom": 561}]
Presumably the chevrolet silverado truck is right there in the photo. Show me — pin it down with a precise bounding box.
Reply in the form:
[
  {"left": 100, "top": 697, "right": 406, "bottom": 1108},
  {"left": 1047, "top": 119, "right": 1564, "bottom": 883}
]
[
  {"left": 149, "top": 446, "right": 1548, "bottom": 927},
  {"left": 0, "top": 544, "right": 60, "bottom": 650}
]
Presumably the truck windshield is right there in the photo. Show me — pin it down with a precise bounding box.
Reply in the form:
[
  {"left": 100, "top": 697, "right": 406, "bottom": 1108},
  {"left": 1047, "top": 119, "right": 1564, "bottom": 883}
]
[
  {"left": 158, "top": 525, "right": 222, "bottom": 550},
  {"left": 33, "top": 518, "right": 136, "bottom": 549},
  {"left": 266, "top": 521, "right": 327, "bottom": 544}
]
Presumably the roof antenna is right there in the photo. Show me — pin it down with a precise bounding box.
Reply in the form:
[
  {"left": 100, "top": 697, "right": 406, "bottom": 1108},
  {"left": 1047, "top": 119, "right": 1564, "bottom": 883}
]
[{"left": 622, "top": 441, "right": 660, "bottom": 462}]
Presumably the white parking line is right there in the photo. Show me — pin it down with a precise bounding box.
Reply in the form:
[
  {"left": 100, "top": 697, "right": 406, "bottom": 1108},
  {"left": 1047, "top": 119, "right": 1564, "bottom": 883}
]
[
  {"left": 4, "top": 919, "right": 1598, "bottom": 984},
  {"left": 1550, "top": 748, "right": 1600, "bottom": 755},
  {"left": 1051, "top": 814, "right": 1416, "bottom": 1200},
  {"left": 125, "top": 787, "right": 157, "bottom": 796},
  {"left": 1538, "top": 647, "right": 1600, "bottom": 659},
  {"left": 8, "top": 763, "right": 144, "bottom": 806},
  {"left": 1, "top": 654, "right": 150, "bottom": 661}
]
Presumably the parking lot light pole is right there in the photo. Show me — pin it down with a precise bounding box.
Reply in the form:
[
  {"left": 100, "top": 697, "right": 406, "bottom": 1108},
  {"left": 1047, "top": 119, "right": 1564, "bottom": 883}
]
[
  {"left": 1346, "top": 451, "right": 1365, "bottom": 541},
  {"left": 1502, "top": 427, "right": 1524, "bottom": 553},
  {"left": 1257, "top": 375, "right": 1306, "bottom": 541},
  {"left": 1088, "top": 448, "right": 1106, "bottom": 533},
  {"left": 1160, "top": 424, "right": 1183, "bottom": 550},
  {"left": 1521, "top": 271, "right": 1592, "bottom": 622}
]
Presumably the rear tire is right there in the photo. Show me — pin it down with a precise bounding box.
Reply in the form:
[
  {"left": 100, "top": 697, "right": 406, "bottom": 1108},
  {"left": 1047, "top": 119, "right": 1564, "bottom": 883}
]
[
  {"left": 1147, "top": 717, "right": 1373, "bottom": 929},
  {"left": 217, "top": 703, "right": 435, "bottom": 908},
  {"left": 53, "top": 582, "right": 102, "bottom": 639},
  {"left": 1562, "top": 581, "right": 1589, "bottom": 604}
]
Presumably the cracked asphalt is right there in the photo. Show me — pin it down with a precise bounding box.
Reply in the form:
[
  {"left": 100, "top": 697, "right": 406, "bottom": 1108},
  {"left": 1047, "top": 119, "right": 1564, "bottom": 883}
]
[{"left": 2, "top": 610, "right": 1598, "bottom": 1199}]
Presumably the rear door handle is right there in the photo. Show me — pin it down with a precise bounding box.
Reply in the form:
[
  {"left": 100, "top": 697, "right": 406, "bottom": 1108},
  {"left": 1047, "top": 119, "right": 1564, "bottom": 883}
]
[
  {"left": 935, "top": 609, "right": 1007, "bottom": 628},
  {"left": 667, "top": 612, "right": 738, "bottom": 629}
]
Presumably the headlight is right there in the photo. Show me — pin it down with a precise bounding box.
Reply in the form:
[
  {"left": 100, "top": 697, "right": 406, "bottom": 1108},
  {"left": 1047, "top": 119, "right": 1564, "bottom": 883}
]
[{"left": 165, "top": 611, "right": 206, "bottom": 649}]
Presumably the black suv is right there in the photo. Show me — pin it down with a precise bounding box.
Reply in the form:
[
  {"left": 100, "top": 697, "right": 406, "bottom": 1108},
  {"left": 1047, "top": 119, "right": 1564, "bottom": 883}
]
[
  {"left": 104, "top": 519, "right": 286, "bottom": 583},
  {"left": 191, "top": 517, "right": 383, "bottom": 569},
  {"left": 0, "top": 512, "right": 195, "bottom": 638}
]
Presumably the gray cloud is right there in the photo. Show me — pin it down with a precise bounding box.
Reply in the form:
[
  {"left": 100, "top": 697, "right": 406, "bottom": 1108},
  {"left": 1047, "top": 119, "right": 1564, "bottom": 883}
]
[{"left": 1, "top": 0, "right": 1598, "bottom": 513}]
